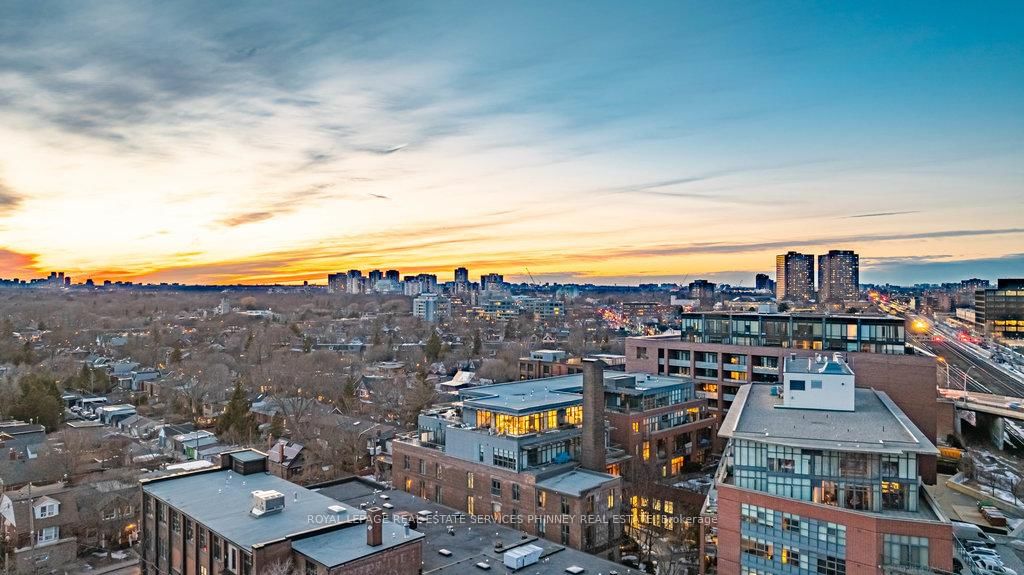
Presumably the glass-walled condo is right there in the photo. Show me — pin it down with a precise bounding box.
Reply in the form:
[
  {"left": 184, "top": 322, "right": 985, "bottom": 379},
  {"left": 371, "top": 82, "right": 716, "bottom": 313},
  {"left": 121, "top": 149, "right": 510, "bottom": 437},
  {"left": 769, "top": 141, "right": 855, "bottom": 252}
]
[
  {"left": 680, "top": 312, "right": 906, "bottom": 354},
  {"left": 466, "top": 405, "right": 583, "bottom": 435},
  {"left": 731, "top": 439, "right": 920, "bottom": 513}
]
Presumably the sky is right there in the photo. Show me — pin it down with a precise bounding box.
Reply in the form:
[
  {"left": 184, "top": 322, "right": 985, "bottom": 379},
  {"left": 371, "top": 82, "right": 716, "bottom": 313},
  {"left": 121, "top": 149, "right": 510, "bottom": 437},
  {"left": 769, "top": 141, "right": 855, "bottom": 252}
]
[{"left": 0, "top": 1, "right": 1022, "bottom": 286}]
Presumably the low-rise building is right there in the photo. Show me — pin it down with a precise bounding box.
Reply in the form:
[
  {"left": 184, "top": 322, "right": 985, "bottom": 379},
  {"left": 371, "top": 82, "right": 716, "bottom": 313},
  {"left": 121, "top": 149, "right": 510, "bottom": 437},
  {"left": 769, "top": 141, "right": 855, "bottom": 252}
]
[{"left": 140, "top": 450, "right": 424, "bottom": 575}]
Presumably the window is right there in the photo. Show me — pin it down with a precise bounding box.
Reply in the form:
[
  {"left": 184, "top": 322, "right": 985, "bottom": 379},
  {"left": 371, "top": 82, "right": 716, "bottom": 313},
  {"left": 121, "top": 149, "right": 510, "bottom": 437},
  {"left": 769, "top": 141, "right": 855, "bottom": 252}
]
[
  {"left": 305, "top": 559, "right": 317, "bottom": 575},
  {"left": 537, "top": 516, "right": 546, "bottom": 535},
  {"left": 883, "top": 534, "right": 928, "bottom": 568},
  {"left": 172, "top": 512, "right": 181, "bottom": 533},
  {"left": 790, "top": 380, "right": 806, "bottom": 391},
  {"left": 537, "top": 490, "right": 546, "bottom": 508},
  {"left": 491, "top": 478, "right": 502, "bottom": 496},
  {"left": 636, "top": 347, "right": 648, "bottom": 360},
  {"left": 512, "top": 484, "right": 520, "bottom": 501},
  {"left": 185, "top": 519, "right": 194, "bottom": 541},
  {"left": 816, "top": 555, "right": 845, "bottom": 575},
  {"left": 631, "top": 421, "right": 640, "bottom": 434},
  {"left": 740, "top": 536, "right": 772, "bottom": 560},
  {"left": 213, "top": 536, "right": 222, "bottom": 560},
  {"left": 561, "top": 524, "right": 570, "bottom": 545},
  {"left": 493, "top": 448, "right": 516, "bottom": 470},
  {"left": 811, "top": 380, "right": 823, "bottom": 389},
  {"left": 103, "top": 508, "right": 117, "bottom": 521},
  {"left": 467, "top": 496, "right": 475, "bottom": 515},
  {"left": 435, "top": 463, "right": 443, "bottom": 479},
  {"left": 467, "top": 472, "right": 474, "bottom": 489},
  {"left": 34, "top": 501, "right": 59, "bottom": 519},
  {"left": 560, "top": 497, "right": 570, "bottom": 514},
  {"left": 37, "top": 526, "right": 59, "bottom": 545},
  {"left": 403, "top": 455, "right": 409, "bottom": 470},
  {"left": 419, "top": 459, "right": 426, "bottom": 475}
]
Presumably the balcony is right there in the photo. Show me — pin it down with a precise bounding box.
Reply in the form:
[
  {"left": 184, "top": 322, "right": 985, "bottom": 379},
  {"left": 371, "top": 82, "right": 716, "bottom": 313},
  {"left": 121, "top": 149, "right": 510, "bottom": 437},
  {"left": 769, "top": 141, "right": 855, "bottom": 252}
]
[
  {"left": 694, "top": 361, "right": 718, "bottom": 370},
  {"left": 721, "top": 363, "right": 747, "bottom": 372}
]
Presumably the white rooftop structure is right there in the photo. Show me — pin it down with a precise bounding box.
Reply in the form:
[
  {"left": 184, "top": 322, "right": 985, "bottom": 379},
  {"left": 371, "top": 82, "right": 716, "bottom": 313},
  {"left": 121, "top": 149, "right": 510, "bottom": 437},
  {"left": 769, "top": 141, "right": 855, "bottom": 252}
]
[{"left": 780, "top": 352, "right": 855, "bottom": 411}]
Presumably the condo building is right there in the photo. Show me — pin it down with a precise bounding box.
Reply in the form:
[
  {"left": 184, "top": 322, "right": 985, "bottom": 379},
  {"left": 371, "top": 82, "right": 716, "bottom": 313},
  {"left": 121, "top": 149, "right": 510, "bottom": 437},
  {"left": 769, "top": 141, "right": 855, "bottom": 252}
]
[
  {"left": 625, "top": 312, "right": 939, "bottom": 484},
  {"left": 974, "top": 278, "right": 1024, "bottom": 343},
  {"left": 700, "top": 355, "right": 952, "bottom": 575},
  {"left": 817, "top": 250, "right": 860, "bottom": 303},
  {"left": 776, "top": 252, "right": 815, "bottom": 303},
  {"left": 391, "top": 361, "right": 715, "bottom": 552}
]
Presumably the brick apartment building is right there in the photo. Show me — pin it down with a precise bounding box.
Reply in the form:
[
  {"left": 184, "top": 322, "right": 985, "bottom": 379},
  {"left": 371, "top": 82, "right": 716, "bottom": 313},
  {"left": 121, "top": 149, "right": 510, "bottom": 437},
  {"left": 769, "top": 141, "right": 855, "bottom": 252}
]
[
  {"left": 393, "top": 359, "right": 718, "bottom": 552},
  {"left": 393, "top": 360, "right": 625, "bottom": 553},
  {"left": 140, "top": 450, "right": 423, "bottom": 575},
  {"left": 699, "top": 355, "right": 952, "bottom": 575},
  {"left": 517, "top": 349, "right": 626, "bottom": 381},
  {"left": 625, "top": 311, "right": 941, "bottom": 484}
]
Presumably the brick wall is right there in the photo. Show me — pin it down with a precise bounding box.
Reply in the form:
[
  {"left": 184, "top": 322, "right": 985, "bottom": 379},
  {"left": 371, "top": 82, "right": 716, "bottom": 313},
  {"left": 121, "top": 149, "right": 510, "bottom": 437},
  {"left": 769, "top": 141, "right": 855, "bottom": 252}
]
[{"left": 714, "top": 484, "right": 952, "bottom": 575}]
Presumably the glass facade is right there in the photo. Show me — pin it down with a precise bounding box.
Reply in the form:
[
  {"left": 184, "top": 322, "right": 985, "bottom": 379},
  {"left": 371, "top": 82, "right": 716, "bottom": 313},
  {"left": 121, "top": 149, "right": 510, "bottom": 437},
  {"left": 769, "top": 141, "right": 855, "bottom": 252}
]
[
  {"left": 732, "top": 440, "right": 920, "bottom": 513},
  {"left": 680, "top": 313, "right": 906, "bottom": 354},
  {"left": 739, "top": 503, "right": 847, "bottom": 575}
]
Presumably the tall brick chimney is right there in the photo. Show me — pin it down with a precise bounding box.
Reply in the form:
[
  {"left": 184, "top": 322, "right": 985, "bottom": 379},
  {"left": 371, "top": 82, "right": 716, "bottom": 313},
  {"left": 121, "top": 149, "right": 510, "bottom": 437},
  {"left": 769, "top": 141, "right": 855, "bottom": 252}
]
[
  {"left": 366, "top": 506, "right": 383, "bottom": 547},
  {"left": 580, "top": 358, "right": 606, "bottom": 472}
]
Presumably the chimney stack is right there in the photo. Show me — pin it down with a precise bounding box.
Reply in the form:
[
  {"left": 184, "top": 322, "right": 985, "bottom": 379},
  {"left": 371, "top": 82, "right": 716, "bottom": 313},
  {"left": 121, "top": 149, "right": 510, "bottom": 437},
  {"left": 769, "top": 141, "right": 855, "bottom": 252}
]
[
  {"left": 580, "top": 359, "right": 606, "bottom": 473},
  {"left": 366, "top": 506, "right": 383, "bottom": 547}
]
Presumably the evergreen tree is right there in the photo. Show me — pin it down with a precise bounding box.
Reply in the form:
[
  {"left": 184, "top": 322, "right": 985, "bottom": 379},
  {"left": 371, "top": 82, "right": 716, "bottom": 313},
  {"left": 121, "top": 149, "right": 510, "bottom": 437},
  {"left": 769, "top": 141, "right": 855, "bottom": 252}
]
[
  {"left": 424, "top": 331, "right": 443, "bottom": 362},
  {"left": 216, "top": 380, "right": 254, "bottom": 438},
  {"left": 269, "top": 413, "right": 285, "bottom": 438},
  {"left": 11, "top": 373, "right": 64, "bottom": 431},
  {"left": 472, "top": 329, "right": 482, "bottom": 356}
]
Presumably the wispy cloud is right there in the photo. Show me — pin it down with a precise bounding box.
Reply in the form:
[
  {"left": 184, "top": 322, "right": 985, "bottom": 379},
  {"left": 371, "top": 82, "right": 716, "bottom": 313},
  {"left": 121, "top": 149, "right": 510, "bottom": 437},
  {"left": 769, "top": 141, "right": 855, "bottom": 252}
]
[{"left": 844, "top": 211, "right": 920, "bottom": 219}]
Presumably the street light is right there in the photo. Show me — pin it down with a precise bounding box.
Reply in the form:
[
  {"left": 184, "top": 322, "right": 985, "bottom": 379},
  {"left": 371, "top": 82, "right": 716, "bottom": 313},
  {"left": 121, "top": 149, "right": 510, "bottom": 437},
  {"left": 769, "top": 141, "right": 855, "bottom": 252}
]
[{"left": 963, "top": 365, "right": 978, "bottom": 401}]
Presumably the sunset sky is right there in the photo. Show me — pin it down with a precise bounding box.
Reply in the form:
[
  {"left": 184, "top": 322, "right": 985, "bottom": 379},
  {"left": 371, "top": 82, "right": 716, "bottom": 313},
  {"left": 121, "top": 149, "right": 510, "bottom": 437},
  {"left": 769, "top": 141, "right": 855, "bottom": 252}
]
[{"left": 1, "top": 1, "right": 1022, "bottom": 285}]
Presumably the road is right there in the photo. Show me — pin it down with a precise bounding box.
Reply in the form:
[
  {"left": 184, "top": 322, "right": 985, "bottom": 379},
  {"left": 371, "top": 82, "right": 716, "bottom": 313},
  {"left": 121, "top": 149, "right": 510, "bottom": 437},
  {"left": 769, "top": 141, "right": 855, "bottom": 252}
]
[{"left": 879, "top": 301, "right": 1024, "bottom": 399}]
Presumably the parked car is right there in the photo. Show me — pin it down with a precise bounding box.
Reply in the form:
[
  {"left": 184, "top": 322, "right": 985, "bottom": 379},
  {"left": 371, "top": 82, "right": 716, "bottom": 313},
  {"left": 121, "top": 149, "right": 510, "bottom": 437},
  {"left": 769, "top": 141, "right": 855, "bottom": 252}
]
[
  {"left": 967, "top": 548, "right": 1003, "bottom": 562},
  {"left": 973, "top": 558, "right": 1016, "bottom": 575},
  {"left": 953, "top": 521, "right": 998, "bottom": 548}
]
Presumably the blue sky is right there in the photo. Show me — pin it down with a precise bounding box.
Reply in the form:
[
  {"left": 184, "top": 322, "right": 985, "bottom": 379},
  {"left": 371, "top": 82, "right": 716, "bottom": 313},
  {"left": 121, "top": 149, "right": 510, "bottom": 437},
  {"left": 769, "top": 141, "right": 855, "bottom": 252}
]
[{"left": 0, "top": 1, "right": 1021, "bottom": 284}]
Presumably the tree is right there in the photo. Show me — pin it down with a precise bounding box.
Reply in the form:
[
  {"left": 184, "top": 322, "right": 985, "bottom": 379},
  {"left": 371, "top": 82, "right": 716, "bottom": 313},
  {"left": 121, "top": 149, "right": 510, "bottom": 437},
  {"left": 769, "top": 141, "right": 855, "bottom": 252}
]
[
  {"left": 10, "top": 372, "right": 64, "bottom": 431},
  {"left": 472, "top": 329, "right": 482, "bottom": 356},
  {"left": 424, "top": 331, "right": 443, "bottom": 362},
  {"left": 170, "top": 344, "right": 183, "bottom": 364},
  {"left": 216, "top": 380, "right": 256, "bottom": 442},
  {"left": 269, "top": 412, "right": 285, "bottom": 438}
]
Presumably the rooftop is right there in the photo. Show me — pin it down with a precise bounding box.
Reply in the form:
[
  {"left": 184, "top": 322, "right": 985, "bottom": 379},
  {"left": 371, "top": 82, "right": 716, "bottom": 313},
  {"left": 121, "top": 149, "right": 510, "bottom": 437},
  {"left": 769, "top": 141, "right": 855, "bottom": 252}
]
[
  {"left": 535, "top": 469, "right": 618, "bottom": 497},
  {"left": 292, "top": 521, "right": 422, "bottom": 569},
  {"left": 142, "top": 468, "right": 365, "bottom": 550},
  {"left": 719, "top": 384, "right": 938, "bottom": 455},
  {"left": 315, "top": 480, "right": 632, "bottom": 575},
  {"left": 784, "top": 354, "right": 854, "bottom": 376},
  {"left": 460, "top": 372, "right": 691, "bottom": 414}
]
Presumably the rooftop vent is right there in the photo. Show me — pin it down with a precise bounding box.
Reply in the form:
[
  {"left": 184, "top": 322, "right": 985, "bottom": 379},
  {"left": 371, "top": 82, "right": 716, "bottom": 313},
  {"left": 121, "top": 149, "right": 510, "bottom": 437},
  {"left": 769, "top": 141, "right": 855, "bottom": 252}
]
[
  {"left": 250, "top": 490, "right": 285, "bottom": 517},
  {"left": 566, "top": 567, "right": 585, "bottom": 574},
  {"left": 476, "top": 562, "right": 492, "bottom": 570}
]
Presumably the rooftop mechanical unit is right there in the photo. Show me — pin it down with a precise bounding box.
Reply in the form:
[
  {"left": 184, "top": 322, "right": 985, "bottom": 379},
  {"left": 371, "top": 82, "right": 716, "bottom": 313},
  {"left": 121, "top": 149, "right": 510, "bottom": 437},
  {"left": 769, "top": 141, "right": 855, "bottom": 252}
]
[{"left": 250, "top": 490, "right": 286, "bottom": 517}]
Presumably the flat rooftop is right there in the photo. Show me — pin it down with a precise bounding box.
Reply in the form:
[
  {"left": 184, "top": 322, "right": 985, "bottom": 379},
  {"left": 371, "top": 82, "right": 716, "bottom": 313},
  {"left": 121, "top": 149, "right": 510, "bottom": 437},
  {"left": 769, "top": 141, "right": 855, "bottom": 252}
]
[
  {"left": 535, "top": 469, "right": 618, "bottom": 497},
  {"left": 292, "top": 520, "right": 422, "bottom": 569},
  {"left": 142, "top": 468, "right": 365, "bottom": 550},
  {"left": 460, "top": 372, "right": 691, "bottom": 414},
  {"left": 315, "top": 480, "right": 629, "bottom": 575},
  {"left": 719, "top": 384, "right": 938, "bottom": 455},
  {"left": 784, "top": 355, "right": 853, "bottom": 376}
]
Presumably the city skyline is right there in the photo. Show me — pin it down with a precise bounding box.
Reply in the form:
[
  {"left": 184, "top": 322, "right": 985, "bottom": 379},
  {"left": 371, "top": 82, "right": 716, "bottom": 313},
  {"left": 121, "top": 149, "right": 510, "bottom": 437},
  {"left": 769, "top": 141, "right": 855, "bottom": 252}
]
[{"left": 1, "top": 2, "right": 1023, "bottom": 286}]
